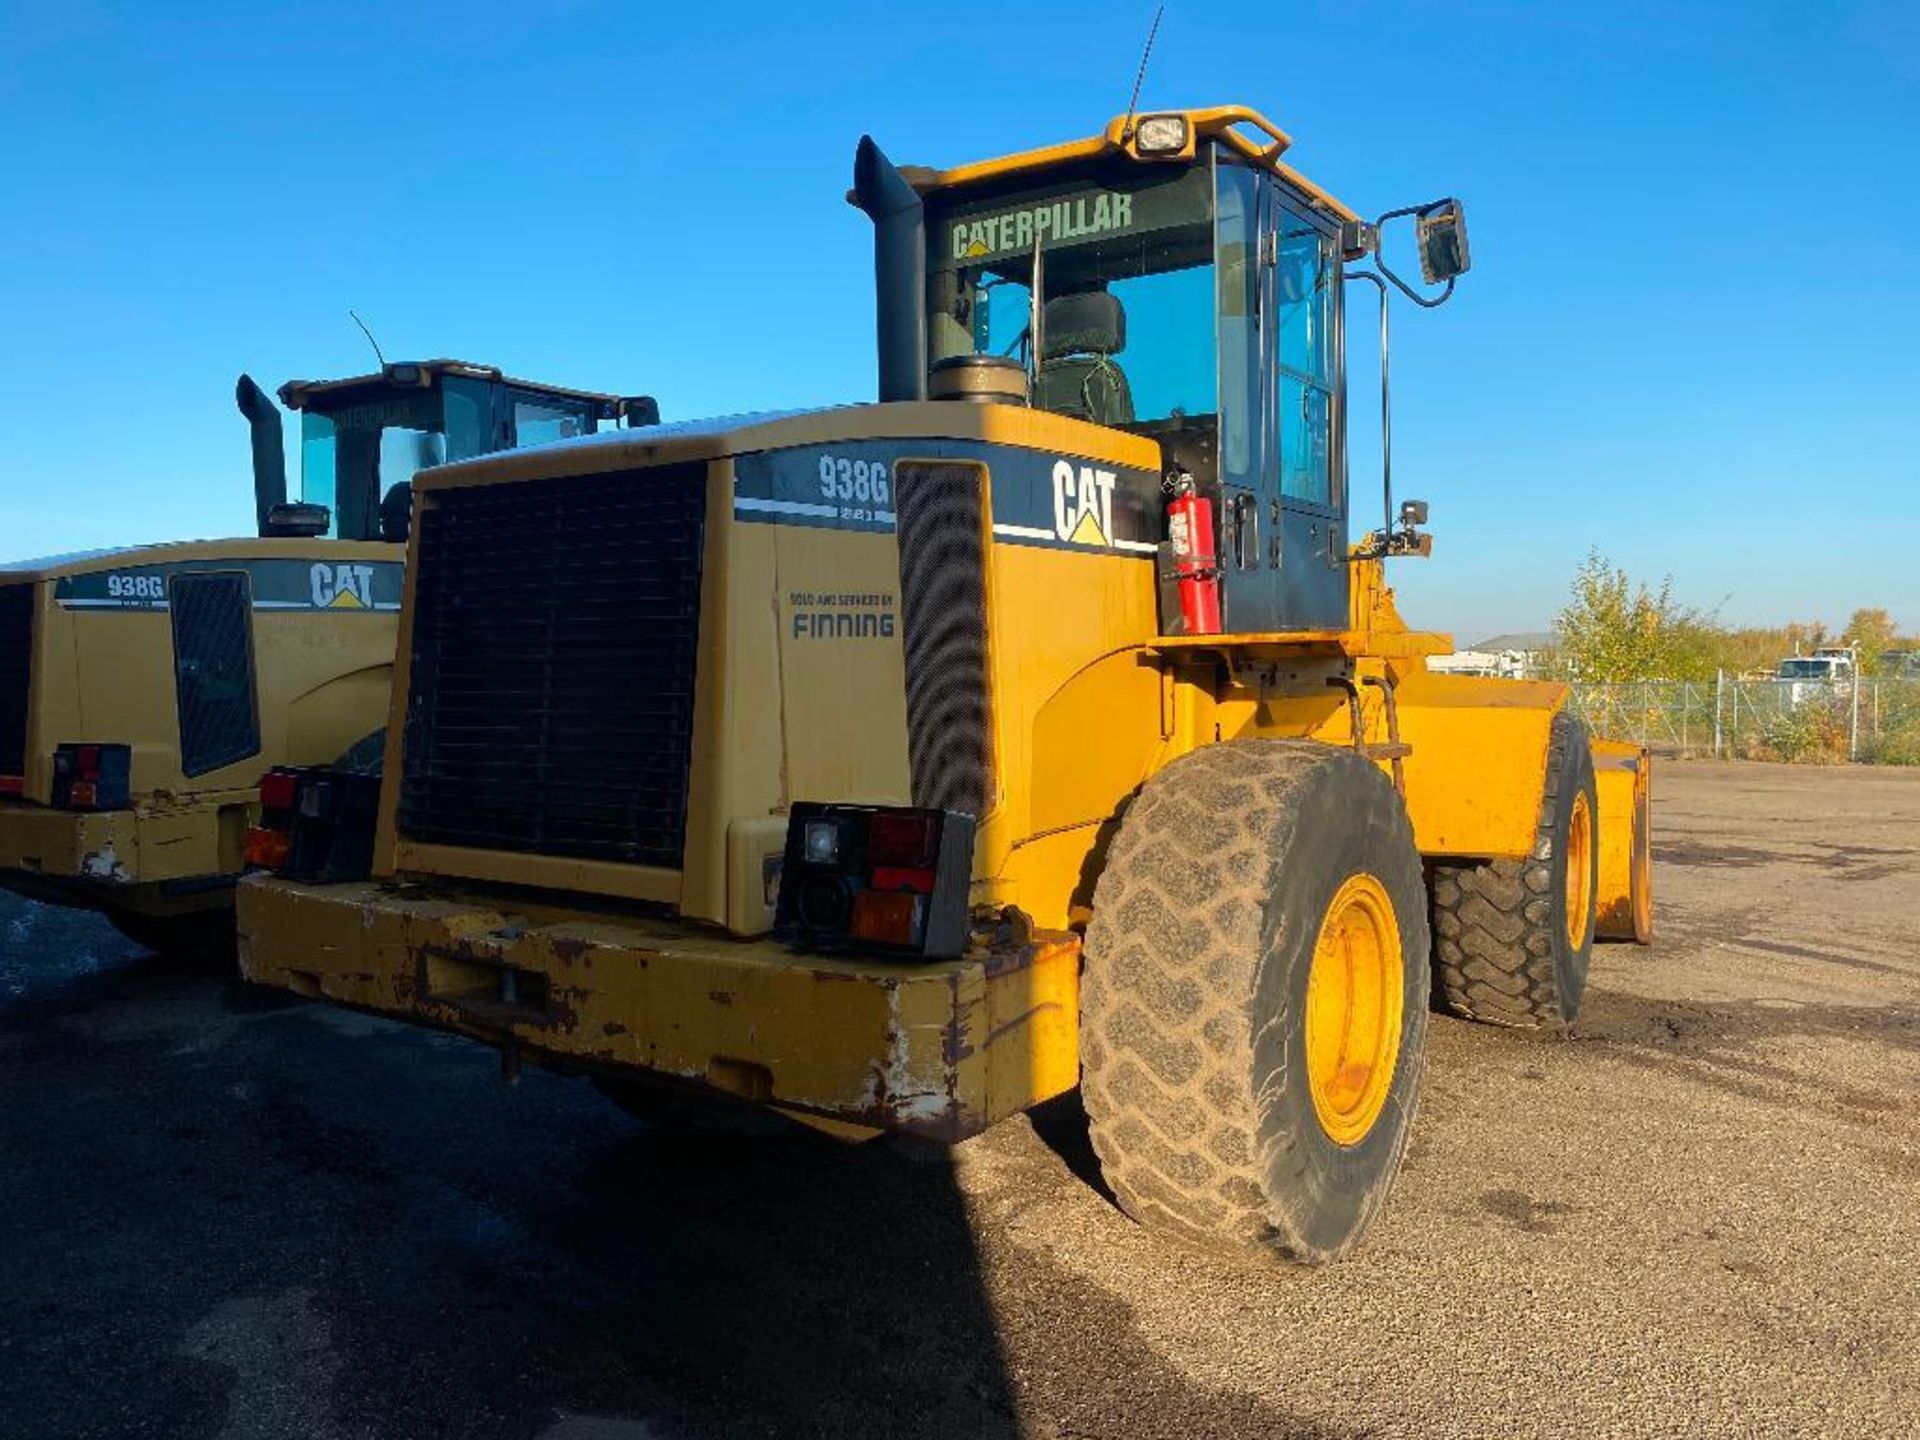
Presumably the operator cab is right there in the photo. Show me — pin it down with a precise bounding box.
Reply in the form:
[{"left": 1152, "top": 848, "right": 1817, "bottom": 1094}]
[
  {"left": 236, "top": 360, "right": 655, "bottom": 543},
  {"left": 866, "top": 107, "right": 1469, "bottom": 635}
]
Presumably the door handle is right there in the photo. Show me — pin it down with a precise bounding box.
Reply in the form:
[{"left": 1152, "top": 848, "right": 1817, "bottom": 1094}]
[{"left": 1230, "top": 493, "right": 1260, "bottom": 571}]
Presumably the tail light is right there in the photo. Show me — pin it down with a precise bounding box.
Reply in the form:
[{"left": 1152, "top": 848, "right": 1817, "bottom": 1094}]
[
  {"left": 259, "top": 768, "right": 299, "bottom": 813},
  {"left": 52, "top": 743, "right": 133, "bottom": 810},
  {"left": 246, "top": 765, "right": 380, "bottom": 882},
  {"left": 774, "top": 803, "right": 975, "bottom": 959},
  {"left": 243, "top": 826, "right": 292, "bottom": 870}
]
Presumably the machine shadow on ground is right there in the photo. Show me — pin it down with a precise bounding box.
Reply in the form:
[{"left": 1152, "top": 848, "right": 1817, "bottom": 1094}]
[{"left": 0, "top": 894, "right": 1026, "bottom": 1439}]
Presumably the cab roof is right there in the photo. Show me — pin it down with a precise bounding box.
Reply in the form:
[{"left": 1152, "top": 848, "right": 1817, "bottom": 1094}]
[
  {"left": 278, "top": 359, "right": 625, "bottom": 415},
  {"left": 908, "top": 105, "right": 1359, "bottom": 222}
]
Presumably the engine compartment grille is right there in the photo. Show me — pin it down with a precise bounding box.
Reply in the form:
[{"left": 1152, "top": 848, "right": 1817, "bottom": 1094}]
[
  {"left": 398, "top": 464, "right": 707, "bottom": 869},
  {"left": 0, "top": 583, "right": 32, "bottom": 779},
  {"left": 170, "top": 570, "right": 261, "bottom": 777}
]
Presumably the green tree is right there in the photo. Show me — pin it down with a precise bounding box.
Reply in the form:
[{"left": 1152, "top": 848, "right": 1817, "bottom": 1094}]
[{"left": 1553, "top": 550, "right": 1690, "bottom": 681}]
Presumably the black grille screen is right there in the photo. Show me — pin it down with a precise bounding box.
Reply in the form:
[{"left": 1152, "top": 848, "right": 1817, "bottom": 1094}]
[
  {"left": 0, "top": 583, "right": 31, "bottom": 777},
  {"left": 169, "top": 571, "right": 261, "bottom": 777},
  {"left": 398, "top": 464, "right": 707, "bottom": 868},
  {"left": 894, "top": 461, "right": 992, "bottom": 816}
]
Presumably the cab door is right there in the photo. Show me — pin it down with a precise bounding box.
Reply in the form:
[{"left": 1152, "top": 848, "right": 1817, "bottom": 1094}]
[
  {"left": 1210, "top": 161, "right": 1348, "bottom": 634},
  {"left": 1266, "top": 190, "right": 1348, "bottom": 630}
]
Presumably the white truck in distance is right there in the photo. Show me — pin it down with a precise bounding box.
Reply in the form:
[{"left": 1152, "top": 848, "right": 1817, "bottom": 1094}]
[{"left": 1775, "top": 648, "right": 1856, "bottom": 705}]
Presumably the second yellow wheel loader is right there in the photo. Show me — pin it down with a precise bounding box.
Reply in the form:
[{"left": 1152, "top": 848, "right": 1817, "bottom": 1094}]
[{"left": 0, "top": 360, "right": 647, "bottom": 955}]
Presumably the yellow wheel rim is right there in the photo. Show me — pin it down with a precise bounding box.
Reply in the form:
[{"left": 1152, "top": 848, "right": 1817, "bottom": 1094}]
[
  {"left": 1304, "top": 873, "right": 1404, "bottom": 1148},
  {"left": 1565, "top": 790, "right": 1594, "bottom": 949}
]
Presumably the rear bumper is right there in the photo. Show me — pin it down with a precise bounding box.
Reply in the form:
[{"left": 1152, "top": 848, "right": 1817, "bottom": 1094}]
[
  {"left": 0, "top": 799, "right": 237, "bottom": 887},
  {"left": 236, "top": 876, "right": 1082, "bottom": 1142}
]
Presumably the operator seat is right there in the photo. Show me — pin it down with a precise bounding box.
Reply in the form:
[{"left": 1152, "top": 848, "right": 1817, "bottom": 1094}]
[
  {"left": 1033, "top": 290, "right": 1133, "bottom": 426},
  {"left": 379, "top": 482, "right": 413, "bottom": 543}
]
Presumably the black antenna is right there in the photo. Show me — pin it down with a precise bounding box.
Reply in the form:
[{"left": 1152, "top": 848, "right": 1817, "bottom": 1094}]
[
  {"left": 1121, "top": 5, "right": 1166, "bottom": 142},
  {"left": 348, "top": 309, "right": 387, "bottom": 369}
]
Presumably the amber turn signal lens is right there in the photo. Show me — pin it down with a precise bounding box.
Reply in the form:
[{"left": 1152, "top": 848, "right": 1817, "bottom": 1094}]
[
  {"left": 849, "top": 889, "right": 922, "bottom": 947},
  {"left": 244, "top": 826, "right": 291, "bottom": 870}
]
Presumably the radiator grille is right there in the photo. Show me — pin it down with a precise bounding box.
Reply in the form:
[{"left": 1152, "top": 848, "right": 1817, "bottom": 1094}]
[
  {"left": 894, "top": 461, "right": 992, "bottom": 816},
  {"left": 0, "top": 583, "right": 31, "bottom": 778},
  {"left": 169, "top": 571, "right": 261, "bottom": 777},
  {"left": 398, "top": 464, "right": 707, "bottom": 868}
]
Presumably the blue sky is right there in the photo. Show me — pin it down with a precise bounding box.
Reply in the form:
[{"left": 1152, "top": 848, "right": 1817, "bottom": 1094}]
[{"left": 1, "top": 1, "right": 1914, "bottom": 641}]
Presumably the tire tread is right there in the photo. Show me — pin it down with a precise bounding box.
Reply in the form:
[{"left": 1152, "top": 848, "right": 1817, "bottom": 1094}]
[
  {"left": 1081, "top": 739, "right": 1427, "bottom": 1263},
  {"left": 1430, "top": 708, "right": 1591, "bottom": 1027}
]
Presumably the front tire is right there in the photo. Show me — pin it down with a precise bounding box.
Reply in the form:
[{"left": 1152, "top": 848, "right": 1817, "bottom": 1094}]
[
  {"left": 1080, "top": 739, "right": 1430, "bottom": 1265},
  {"left": 1431, "top": 708, "right": 1598, "bottom": 1027}
]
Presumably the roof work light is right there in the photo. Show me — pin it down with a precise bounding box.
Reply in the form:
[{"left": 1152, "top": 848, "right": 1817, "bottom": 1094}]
[{"left": 1132, "top": 114, "right": 1190, "bottom": 156}]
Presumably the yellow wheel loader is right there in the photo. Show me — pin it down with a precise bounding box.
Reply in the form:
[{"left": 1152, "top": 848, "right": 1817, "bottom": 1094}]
[
  {"left": 0, "top": 360, "right": 646, "bottom": 957},
  {"left": 239, "top": 107, "right": 1652, "bottom": 1262}
]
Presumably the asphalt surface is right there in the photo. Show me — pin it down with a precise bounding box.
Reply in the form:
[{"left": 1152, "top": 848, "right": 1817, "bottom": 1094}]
[{"left": 2, "top": 760, "right": 1917, "bottom": 1439}]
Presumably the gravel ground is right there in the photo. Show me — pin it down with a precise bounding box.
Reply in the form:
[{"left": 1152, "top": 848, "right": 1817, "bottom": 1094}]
[{"left": 2, "top": 760, "right": 1916, "bottom": 1439}]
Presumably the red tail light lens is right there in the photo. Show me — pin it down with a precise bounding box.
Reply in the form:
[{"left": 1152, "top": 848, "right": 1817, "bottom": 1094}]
[
  {"left": 867, "top": 812, "right": 935, "bottom": 867},
  {"left": 259, "top": 769, "right": 299, "bottom": 812},
  {"left": 870, "top": 865, "right": 935, "bottom": 895}
]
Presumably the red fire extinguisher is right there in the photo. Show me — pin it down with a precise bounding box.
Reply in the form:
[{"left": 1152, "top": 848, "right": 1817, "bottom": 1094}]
[{"left": 1166, "top": 475, "right": 1222, "bottom": 635}]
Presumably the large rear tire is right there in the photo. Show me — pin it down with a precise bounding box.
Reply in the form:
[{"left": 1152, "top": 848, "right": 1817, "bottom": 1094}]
[
  {"left": 1431, "top": 708, "right": 1598, "bottom": 1027},
  {"left": 1080, "top": 739, "right": 1430, "bottom": 1265}
]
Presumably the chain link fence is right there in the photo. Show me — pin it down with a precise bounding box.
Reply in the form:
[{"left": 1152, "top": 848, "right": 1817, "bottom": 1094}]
[{"left": 1566, "top": 676, "right": 1920, "bottom": 765}]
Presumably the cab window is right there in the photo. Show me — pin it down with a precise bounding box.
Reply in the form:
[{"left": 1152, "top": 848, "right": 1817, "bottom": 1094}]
[
  {"left": 379, "top": 426, "right": 446, "bottom": 485},
  {"left": 1276, "top": 207, "right": 1338, "bottom": 508},
  {"left": 298, "top": 390, "right": 442, "bottom": 538},
  {"left": 926, "top": 163, "right": 1218, "bottom": 435},
  {"left": 299, "top": 411, "right": 338, "bottom": 517},
  {"left": 511, "top": 395, "right": 594, "bottom": 447},
  {"left": 441, "top": 374, "right": 495, "bottom": 461}
]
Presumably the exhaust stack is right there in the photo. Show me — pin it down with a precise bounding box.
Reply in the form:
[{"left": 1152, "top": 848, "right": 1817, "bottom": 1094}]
[
  {"left": 852, "top": 137, "right": 928, "bottom": 404},
  {"left": 235, "top": 374, "right": 288, "bottom": 537}
]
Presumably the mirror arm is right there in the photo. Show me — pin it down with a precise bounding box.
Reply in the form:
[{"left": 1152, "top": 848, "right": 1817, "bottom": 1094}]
[
  {"left": 1376, "top": 261, "right": 1456, "bottom": 310},
  {"left": 1373, "top": 201, "right": 1442, "bottom": 225}
]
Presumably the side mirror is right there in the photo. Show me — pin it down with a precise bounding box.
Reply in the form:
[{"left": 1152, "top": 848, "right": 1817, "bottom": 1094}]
[
  {"left": 622, "top": 395, "right": 661, "bottom": 428},
  {"left": 1416, "top": 200, "right": 1470, "bottom": 284}
]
